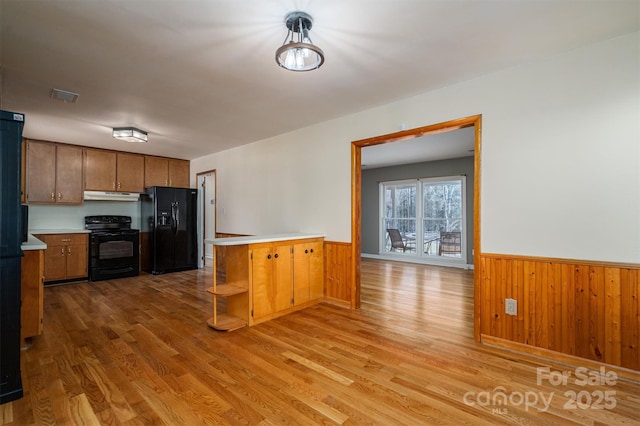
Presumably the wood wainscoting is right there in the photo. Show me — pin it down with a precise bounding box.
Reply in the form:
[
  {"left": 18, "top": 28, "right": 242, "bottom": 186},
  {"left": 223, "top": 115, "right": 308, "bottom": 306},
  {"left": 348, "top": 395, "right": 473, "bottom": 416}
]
[
  {"left": 479, "top": 253, "right": 640, "bottom": 372},
  {"left": 324, "top": 241, "right": 353, "bottom": 307}
]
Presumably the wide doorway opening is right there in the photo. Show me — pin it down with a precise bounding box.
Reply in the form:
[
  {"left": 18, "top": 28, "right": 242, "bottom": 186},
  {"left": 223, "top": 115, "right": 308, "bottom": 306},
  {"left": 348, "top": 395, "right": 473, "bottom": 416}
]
[{"left": 351, "top": 115, "right": 482, "bottom": 341}]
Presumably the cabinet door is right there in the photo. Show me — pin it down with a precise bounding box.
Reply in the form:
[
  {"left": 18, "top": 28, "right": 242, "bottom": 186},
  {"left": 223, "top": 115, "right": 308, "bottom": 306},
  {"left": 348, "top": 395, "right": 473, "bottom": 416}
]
[
  {"left": 293, "top": 241, "right": 324, "bottom": 306},
  {"left": 117, "top": 153, "right": 144, "bottom": 192},
  {"left": 25, "top": 140, "right": 56, "bottom": 203},
  {"left": 252, "top": 244, "right": 292, "bottom": 319},
  {"left": 144, "top": 156, "right": 168, "bottom": 188},
  {"left": 273, "top": 246, "right": 292, "bottom": 312},
  {"left": 84, "top": 149, "right": 117, "bottom": 191},
  {"left": 42, "top": 244, "right": 67, "bottom": 282},
  {"left": 252, "top": 247, "right": 275, "bottom": 319},
  {"left": 66, "top": 242, "right": 88, "bottom": 279},
  {"left": 168, "top": 159, "right": 189, "bottom": 188},
  {"left": 308, "top": 242, "right": 324, "bottom": 301},
  {"left": 55, "top": 145, "right": 83, "bottom": 204},
  {"left": 293, "top": 245, "right": 311, "bottom": 306}
]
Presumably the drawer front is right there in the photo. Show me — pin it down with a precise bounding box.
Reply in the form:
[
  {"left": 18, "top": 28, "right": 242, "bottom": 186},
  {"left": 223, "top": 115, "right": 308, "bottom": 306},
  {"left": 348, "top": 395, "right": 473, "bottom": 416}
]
[{"left": 38, "top": 233, "right": 88, "bottom": 246}]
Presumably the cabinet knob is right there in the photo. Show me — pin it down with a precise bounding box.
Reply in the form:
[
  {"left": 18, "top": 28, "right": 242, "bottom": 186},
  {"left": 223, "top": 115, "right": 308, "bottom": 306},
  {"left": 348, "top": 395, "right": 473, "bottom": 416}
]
[
  {"left": 51, "top": 192, "right": 55, "bottom": 200},
  {"left": 274, "top": 253, "right": 279, "bottom": 259},
  {"left": 61, "top": 248, "right": 64, "bottom": 256},
  {"left": 113, "top": 182, "right": 116, "bottom": 190},
  {"left": 58, "top": 192, "right": 62, "bottom": 200},
  {"left": 267, "top": 254, "right": 272, "bottom": 259},
  {"left": 68, "top": 247, "right": 71, "bottom": 255},
  {"left": 118, "top": 182, "right": 121, "bottom": 190},
  {"left": 305, "top": 249, "right": 309, "bottom": 254},
  {"left": 310, "top": 248, "right": 314, "bottom": 253}
]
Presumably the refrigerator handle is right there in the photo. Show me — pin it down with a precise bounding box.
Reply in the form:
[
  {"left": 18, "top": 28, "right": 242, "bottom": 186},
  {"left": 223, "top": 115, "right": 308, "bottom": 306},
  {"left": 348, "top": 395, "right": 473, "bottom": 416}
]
[
  {"left": 171, "top": 202, "right": 178, "bottom": 235},
  {"left": 175, "top": 201, "right": 180, "bottom": 230}
]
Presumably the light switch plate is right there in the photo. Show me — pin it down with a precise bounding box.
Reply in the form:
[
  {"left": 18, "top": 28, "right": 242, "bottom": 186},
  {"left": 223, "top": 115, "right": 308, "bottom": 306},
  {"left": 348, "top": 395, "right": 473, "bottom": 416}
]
[{"left": 505, "top": 298, "right": 517, "bottom": 316}]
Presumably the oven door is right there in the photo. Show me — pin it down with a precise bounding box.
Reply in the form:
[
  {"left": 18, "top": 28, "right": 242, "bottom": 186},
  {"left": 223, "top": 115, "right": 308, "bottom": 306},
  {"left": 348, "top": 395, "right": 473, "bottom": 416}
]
[{"left": 89, "top": 230, "right": 139, "bottom": 281}]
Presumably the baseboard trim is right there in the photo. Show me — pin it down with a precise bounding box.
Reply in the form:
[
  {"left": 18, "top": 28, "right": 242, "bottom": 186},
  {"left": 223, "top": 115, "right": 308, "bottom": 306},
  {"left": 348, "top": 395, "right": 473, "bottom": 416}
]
[
  {"left": 322, "top": 298, "right": 352, "bottom": 309},
  {"left": 481, "top": 334, "right": 640, "bottom": 384}
]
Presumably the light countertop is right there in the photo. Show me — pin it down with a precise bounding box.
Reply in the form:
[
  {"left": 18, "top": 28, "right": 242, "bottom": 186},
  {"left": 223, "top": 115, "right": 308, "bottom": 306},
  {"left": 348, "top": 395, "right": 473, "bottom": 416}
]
[
  {"left": 205, "top": 233, "right": 324, "bottom": 246},
  {"left": 30, "top": 229, "right": 91, "bottom": 235},
  {"left": 22, "top": 234, "right": 47, "bottom": 251}
]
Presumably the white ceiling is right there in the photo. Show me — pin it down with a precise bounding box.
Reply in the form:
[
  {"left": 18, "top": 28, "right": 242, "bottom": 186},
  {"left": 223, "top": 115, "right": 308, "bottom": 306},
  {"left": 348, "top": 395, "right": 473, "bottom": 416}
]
[{"left": 1, "top": 1, "right": 638, "bottom": 160}]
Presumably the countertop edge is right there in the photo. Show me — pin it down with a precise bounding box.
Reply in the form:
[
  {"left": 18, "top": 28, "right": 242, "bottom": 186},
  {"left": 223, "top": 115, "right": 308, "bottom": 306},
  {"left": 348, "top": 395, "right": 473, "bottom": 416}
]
[
  {"left": 22, "top": 234, "right": 47, "bottom": 251},
  {"left": 205, "top": 233, "right": 325, "bottom": 246},
  {"left": 29, "top": 229, "right": 91, "bottom": 235}
]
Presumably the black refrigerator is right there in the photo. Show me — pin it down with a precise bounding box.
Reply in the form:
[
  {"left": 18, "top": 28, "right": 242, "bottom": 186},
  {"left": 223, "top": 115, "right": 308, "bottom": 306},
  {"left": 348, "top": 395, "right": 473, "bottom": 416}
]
[
  {"left": 141, "top": 186, "right": 198, "bottom": 274},
  {"left": 0, "top": 110, "right": 25, "bottom": 403}
]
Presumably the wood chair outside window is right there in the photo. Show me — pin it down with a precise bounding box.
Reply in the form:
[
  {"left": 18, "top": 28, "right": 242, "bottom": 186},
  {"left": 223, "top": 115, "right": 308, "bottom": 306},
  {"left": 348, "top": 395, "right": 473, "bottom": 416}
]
[
  {"left": 438, "top": 231, "right": 461, "bottom": 256},
  {"left": 386, "top": 228, "right": 414, "bottom": 252}
]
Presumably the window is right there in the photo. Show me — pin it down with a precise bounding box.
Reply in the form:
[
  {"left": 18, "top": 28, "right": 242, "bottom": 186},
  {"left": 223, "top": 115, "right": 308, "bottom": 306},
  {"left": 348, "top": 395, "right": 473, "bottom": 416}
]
[{"left": 380, "top": 176, "right": 466, "bottom": 263}]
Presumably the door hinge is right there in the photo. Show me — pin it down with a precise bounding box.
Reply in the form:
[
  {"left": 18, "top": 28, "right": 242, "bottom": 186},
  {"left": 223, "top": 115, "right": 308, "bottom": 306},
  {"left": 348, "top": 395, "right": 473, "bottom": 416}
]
[{"left": 251, "top": 309, "right": 253, "bottom": 317}]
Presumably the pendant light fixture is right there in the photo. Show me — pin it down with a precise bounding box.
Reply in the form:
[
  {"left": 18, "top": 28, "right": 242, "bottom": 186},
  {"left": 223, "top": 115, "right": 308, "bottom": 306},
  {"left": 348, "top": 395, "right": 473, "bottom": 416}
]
[{"left": 275, "top": 11, "right": 324, "bottom": 72}]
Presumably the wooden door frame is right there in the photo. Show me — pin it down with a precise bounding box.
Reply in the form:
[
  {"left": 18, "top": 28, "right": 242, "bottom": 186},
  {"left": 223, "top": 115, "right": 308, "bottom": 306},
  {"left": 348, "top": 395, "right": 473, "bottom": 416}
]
[
  {"left": 351, "top": 114, "right": 483, "bottom": 341},
  {"left": 196, "top": 169, "right": 217, "bottom": 267}
]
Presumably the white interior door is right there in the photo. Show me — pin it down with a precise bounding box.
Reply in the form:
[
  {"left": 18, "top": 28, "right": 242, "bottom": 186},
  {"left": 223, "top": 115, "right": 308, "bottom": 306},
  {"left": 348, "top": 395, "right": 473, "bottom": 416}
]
[
  {"left": 197, "top": 171, "right": 216, "bottom": 268},
  {"left": 204, "top": 173, "right": 216, "bottom": 260}
]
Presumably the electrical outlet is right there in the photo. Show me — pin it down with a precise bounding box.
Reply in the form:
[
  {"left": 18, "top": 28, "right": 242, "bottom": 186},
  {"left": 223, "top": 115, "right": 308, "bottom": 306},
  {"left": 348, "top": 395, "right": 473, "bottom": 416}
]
[{"left": 505, "top": 298, "right": 517, "bottom": 316}]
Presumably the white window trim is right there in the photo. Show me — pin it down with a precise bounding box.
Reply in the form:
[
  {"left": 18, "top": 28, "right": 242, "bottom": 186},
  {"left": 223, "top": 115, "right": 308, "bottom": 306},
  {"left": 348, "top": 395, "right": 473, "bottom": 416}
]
[{"left": 378, "top": 175, "right": 467, "bottom": 267}]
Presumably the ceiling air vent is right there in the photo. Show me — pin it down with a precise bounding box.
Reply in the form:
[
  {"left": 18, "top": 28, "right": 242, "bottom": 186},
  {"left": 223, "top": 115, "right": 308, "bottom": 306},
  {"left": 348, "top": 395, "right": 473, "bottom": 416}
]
[{"left": 50, "top": 88, "right": 79, "bottom": 103}]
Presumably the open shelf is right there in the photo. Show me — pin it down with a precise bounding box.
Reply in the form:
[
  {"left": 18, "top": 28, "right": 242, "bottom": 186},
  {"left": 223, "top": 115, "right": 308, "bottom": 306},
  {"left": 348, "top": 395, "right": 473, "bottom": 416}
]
[
  {"left": 207, "top": 314, "right": 247, "bottom": 332},
  {"left": 206, "top": 283, "right": 248, "bottom": 296}
]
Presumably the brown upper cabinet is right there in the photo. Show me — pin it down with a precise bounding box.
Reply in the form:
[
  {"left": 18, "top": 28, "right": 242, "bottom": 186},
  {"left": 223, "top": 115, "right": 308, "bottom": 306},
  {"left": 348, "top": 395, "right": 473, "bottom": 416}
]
[
  {"left": 25, "top": 140, "right": 83, "bottom": 204},
  {"left": 84, "top": 149, "right": 145, "bottom": 193},
  {"left": 144, "top": 156, "right": 190, "bottom": 188},
  {"left": 169, "top": 158, "right": 190, "bottom": 188}
]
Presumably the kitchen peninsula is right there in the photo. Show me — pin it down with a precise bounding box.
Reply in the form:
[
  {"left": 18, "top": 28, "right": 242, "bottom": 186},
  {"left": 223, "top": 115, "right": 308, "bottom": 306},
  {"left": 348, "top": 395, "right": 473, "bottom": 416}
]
[{"left": 205, "top": 233, "right": 324, "bottom": 331}]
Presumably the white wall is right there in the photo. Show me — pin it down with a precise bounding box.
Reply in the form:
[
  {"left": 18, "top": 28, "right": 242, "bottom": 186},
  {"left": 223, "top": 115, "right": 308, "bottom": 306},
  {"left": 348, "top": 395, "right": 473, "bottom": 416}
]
[{"left": 191, "top": 32, "right": 640, "bottom": 264}]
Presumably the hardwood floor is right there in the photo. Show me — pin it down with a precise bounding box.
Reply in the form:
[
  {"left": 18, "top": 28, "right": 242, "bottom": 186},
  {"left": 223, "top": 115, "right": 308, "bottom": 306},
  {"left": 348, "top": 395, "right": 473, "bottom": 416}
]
[{"left": 2, "top": 259, "right": 639, "bottom": 425}]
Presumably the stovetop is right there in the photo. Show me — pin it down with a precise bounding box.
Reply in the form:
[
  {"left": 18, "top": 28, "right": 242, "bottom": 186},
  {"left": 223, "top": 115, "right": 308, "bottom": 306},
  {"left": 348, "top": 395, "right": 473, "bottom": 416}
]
[{"left": 84, "top": 215, "right": 133, "bottom": 231}]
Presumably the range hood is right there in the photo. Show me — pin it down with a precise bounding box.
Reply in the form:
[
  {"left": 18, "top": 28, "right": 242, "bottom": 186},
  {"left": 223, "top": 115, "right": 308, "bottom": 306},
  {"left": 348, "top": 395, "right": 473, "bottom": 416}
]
[{"left": 83, "top": 191, "right": 140, "bottom": 202}]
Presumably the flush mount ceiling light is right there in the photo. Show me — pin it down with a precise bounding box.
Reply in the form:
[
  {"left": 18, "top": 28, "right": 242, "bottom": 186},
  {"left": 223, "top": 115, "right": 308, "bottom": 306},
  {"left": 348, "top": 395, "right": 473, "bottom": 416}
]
[
  {"left": 275, "top": 11, "right": 324, "bottom": 72},
  {"left": 50, "top": 88, "right": 79, "bottom": 103},
  {"left": 112, "top": 127, "right": 148, "bottom": 143}
]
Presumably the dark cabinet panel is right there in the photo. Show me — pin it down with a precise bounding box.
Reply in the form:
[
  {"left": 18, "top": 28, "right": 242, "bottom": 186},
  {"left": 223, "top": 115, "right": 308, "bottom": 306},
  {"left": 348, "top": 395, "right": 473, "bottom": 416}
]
[{"left": 0, "top": 110, "right": 25, "bottom": 403}]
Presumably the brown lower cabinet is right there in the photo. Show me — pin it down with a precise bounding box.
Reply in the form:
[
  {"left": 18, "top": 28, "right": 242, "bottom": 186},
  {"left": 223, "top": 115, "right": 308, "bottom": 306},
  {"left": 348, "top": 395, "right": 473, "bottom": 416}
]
[
  {"left": 33, "top": 233, "right": 88, "bottom": 283},
  {"left": 21, "top": 249, "right": 44, "bottom": 347}
]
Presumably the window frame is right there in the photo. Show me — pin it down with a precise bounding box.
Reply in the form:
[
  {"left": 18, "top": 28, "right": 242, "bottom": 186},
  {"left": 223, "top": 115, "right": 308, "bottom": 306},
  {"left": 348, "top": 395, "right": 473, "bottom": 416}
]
[{"left": 379, "top": 175, "right": 467, "bottom": 265}]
